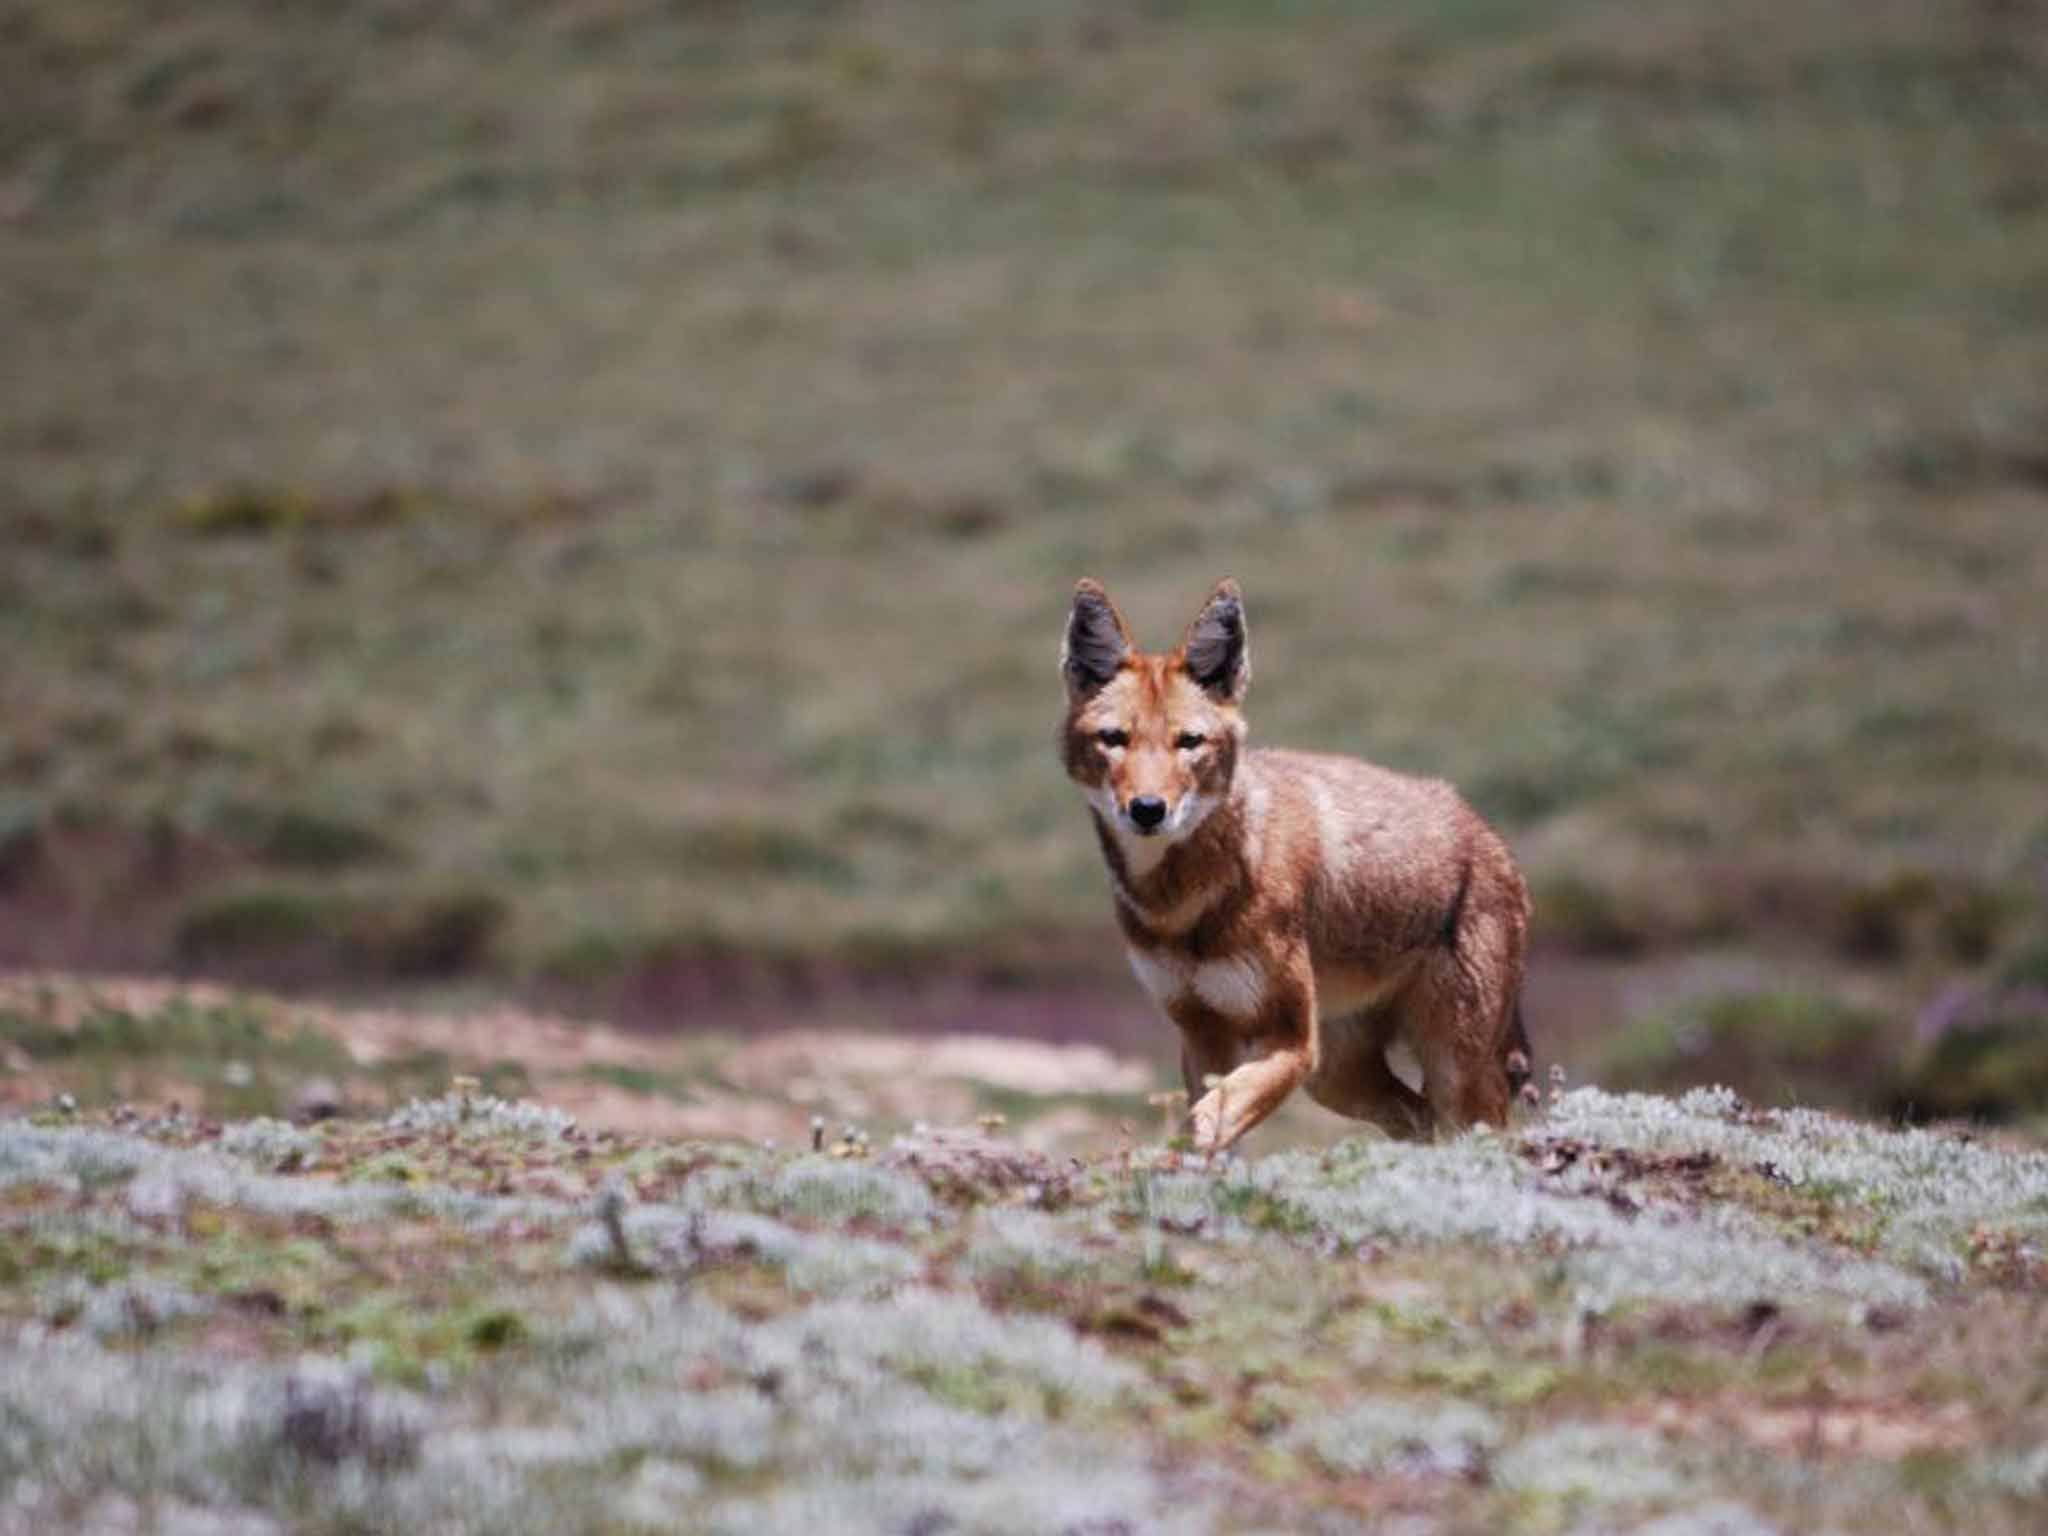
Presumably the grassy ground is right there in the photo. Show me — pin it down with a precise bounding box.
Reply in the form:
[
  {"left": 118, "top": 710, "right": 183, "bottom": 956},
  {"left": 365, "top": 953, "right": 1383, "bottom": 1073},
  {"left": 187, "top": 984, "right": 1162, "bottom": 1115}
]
[
  {"left": 6, "top": 1064, "right": 2048, "bottom": 1533},
  {"left": 3, "top": 2, "right": 2047, "bottom": 1109}
]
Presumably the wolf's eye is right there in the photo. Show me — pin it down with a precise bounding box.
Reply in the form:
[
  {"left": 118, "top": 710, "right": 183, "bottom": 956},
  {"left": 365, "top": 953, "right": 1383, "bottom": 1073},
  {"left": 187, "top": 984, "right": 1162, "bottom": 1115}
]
[
  {"left": 1095, "top": 728, "right": 1129, "bottom": 749},
  {"left": 1175, "top": 731, "right": 1207, "bottom": 750}
]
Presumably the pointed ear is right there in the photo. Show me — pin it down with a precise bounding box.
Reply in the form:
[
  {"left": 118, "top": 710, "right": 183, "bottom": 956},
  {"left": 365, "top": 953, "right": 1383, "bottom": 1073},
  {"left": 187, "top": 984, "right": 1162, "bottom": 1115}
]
[
  {"left": 1182, "top": 578, "right": 1249, "bottom": 702},
  {"left": 1062, "top": 579, "right": 1132, "bottom": 699}
]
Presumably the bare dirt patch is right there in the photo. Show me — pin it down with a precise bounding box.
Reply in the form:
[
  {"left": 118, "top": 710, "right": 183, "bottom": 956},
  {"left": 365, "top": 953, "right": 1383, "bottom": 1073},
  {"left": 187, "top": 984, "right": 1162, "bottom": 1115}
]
[
  {"left": 723, "top": 1029, "right": 1151, "bottom": 1102},
  {"left": 1647, "top": 1397, "right": 1977, "bottom": 1460},
  {"left": 0, "top": 970, "right": 1164, "bottom": 1149}
]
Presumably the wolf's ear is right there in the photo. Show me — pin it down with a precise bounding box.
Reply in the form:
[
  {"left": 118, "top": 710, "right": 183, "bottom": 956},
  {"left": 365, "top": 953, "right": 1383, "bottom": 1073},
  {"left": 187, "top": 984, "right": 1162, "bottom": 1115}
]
[
  {"left": 1062, "top": 579, "right": 1132, "bottom": 698},
  {"left": 1182, "top": 578, "right": 1249, "bottom": 702}
]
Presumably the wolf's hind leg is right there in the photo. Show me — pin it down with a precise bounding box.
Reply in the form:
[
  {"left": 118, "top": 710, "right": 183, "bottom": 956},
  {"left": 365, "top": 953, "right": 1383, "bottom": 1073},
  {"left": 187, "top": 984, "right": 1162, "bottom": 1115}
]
[
  {"left": 1402, "top": 946, "right": 1515, "bottom": 1133},
  {"left": 1306, "top": 1010, "right": 1435, "bottom": 1141}
]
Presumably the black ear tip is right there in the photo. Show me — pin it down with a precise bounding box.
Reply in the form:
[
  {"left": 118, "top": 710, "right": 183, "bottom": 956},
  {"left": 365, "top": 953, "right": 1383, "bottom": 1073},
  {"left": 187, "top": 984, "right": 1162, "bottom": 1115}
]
[
  {"left": 1184, "top": 579, "right": 1249, "bottom": 697},
  {"left": 1203, "top": 580, "right": 1245, "bottom": 623},
  {"left": 1069, "top": 586, "right": 1115, "bottom": 631},
  {"left": 1064, "top": 577, "right": 1133, "bottom": 692}
]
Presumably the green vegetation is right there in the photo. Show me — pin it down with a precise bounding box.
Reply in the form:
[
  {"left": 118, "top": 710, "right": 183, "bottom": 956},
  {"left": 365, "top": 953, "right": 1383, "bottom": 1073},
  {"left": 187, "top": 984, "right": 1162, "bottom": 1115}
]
[
  {"left": 0, "top": 981, "right": 567, "bottom": 1123},
  {"left": 4, "top": 1082, "right": 2048, "bottom": 1533},
  {"left": 0, "top": 0, "right": 2042, "bottom": 1026},
  {"left": 172, "top": 885, "right": 509, "bottom": 976},
  {"left": 1892, "top": 970, "right": 2048, "bottom": 1130},
  {"left": 1601, "top": 989, "right": 1892, "bottom": 1111},
  {"left": 0, "top": 992, "right": 355, "bottom": 1119}
]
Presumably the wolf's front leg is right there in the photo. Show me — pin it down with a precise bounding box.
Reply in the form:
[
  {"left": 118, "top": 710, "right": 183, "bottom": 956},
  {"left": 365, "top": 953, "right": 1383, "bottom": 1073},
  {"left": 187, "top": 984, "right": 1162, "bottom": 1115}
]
[
  {"left": 1186, "top": 955, "right": 1317, "bottom": 1152},
  {"left": 1188, "top": 1046, "right": 1312, "bottom": 1151}
]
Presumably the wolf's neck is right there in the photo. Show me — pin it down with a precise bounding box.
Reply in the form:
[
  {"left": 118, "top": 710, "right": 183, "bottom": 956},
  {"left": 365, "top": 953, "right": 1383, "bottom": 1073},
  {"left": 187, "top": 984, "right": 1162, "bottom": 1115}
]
[{"left": 1092, "top": 783, "right": 1254, "bottom": 934}]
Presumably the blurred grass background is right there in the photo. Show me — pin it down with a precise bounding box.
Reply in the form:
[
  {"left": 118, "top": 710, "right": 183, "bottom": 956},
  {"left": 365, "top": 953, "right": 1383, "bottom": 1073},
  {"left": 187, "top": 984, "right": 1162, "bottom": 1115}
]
[{"left": 3, "top": 0, "right": 2046, "bottom": 1116}]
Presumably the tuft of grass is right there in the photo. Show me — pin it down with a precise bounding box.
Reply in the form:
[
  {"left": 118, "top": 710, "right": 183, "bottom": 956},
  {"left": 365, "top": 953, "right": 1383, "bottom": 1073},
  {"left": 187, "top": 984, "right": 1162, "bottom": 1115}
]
[
  {"left": 172, "top": 485, "right": 313, "bottom": 538},
  {"left": 1894, "top": 990, "right": 2048, "bottom": 1126},
  {"left": 209, "top": 800, "right": 401, "bottom": 871},
  {"left": 1532, "top": 871, "right": 1655, "bottom": 956},
  {"left": 379, "top": 890, "right": 508, "bottom": 977},
  {"left": 173, "top": 887, "right": 337, "bottom": 960},
  {"left": 171, "top": 885, "right": 506, "bottom": 977}
]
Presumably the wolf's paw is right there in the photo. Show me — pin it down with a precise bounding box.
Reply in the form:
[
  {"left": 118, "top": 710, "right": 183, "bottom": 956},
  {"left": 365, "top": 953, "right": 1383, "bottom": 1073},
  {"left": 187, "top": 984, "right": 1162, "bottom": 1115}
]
[{"left": 1188, "top": 1087, "right": 1226, "bottom": 1153}]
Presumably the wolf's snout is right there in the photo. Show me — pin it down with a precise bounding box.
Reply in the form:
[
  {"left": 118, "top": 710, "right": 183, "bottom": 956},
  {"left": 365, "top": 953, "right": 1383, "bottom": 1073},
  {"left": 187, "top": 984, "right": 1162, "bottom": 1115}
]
[{"left": 1127, "top": 796, "right": 1168, "bottom": 832}]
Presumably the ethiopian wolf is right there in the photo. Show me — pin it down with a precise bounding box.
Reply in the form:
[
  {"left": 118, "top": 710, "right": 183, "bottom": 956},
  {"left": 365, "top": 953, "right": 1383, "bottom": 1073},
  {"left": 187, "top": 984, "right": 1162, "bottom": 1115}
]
[{"left": 1060, "top": 578, "right": 1532, "bottom": 1151}]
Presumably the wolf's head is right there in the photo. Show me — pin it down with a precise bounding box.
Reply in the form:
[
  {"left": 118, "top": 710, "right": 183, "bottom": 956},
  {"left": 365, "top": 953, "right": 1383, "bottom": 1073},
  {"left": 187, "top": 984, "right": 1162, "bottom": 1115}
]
[{"left": 1059, "top": 578, "right": 1249, "bottom": 851}]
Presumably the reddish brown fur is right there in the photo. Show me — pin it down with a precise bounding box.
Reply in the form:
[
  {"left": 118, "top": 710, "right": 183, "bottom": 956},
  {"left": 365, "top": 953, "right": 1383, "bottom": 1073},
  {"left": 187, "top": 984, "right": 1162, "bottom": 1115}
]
[{"left": 1060, "top": 578, "right": 1532, "bottom": 1150}]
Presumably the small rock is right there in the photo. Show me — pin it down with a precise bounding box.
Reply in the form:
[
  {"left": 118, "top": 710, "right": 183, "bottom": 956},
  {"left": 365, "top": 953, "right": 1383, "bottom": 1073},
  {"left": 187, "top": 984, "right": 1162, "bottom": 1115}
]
[{"left": 292, "top": 1078, "right": 344, "bottom": 1123}]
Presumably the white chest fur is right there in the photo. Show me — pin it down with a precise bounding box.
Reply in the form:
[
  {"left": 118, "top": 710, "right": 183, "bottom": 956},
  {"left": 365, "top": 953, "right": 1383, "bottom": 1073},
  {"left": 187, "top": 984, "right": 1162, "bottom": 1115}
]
[{"left": 1126, "top": 947, "right": 1268, "bottom": 1020}]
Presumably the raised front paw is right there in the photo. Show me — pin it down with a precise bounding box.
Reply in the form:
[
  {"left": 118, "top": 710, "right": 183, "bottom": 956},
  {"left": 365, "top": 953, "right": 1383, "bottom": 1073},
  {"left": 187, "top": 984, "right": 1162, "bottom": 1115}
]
[{"left": 1187, "top": 1086, "right": 1226, "bottom": 1153}]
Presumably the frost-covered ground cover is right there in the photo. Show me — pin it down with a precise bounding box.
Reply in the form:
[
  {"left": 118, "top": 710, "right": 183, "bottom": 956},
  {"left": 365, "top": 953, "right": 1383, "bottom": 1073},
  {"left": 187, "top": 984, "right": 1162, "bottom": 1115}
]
[{"left": 3, "top": 1088, "right": 2047, "bottom": 1534}]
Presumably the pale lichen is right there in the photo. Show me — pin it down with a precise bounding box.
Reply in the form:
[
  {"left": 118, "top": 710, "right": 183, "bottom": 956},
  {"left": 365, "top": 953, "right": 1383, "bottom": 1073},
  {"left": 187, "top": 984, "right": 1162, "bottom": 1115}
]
[{"left": 1288, "top": 1395, "right": 1502, "bottom": 1478}]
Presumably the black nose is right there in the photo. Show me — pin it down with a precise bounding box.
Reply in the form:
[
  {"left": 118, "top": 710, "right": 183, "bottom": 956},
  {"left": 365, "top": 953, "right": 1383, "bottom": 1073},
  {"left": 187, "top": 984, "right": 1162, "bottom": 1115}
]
[{"left": 1127, "top": 796, "right": 1168, "bottom": 831}]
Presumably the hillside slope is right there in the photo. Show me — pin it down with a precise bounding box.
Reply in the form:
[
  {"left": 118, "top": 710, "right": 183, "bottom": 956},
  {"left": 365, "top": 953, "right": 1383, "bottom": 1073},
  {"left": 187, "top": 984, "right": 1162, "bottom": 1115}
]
[{"left": 3, "top": 0, "right": 2045, "bottom": 989}]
